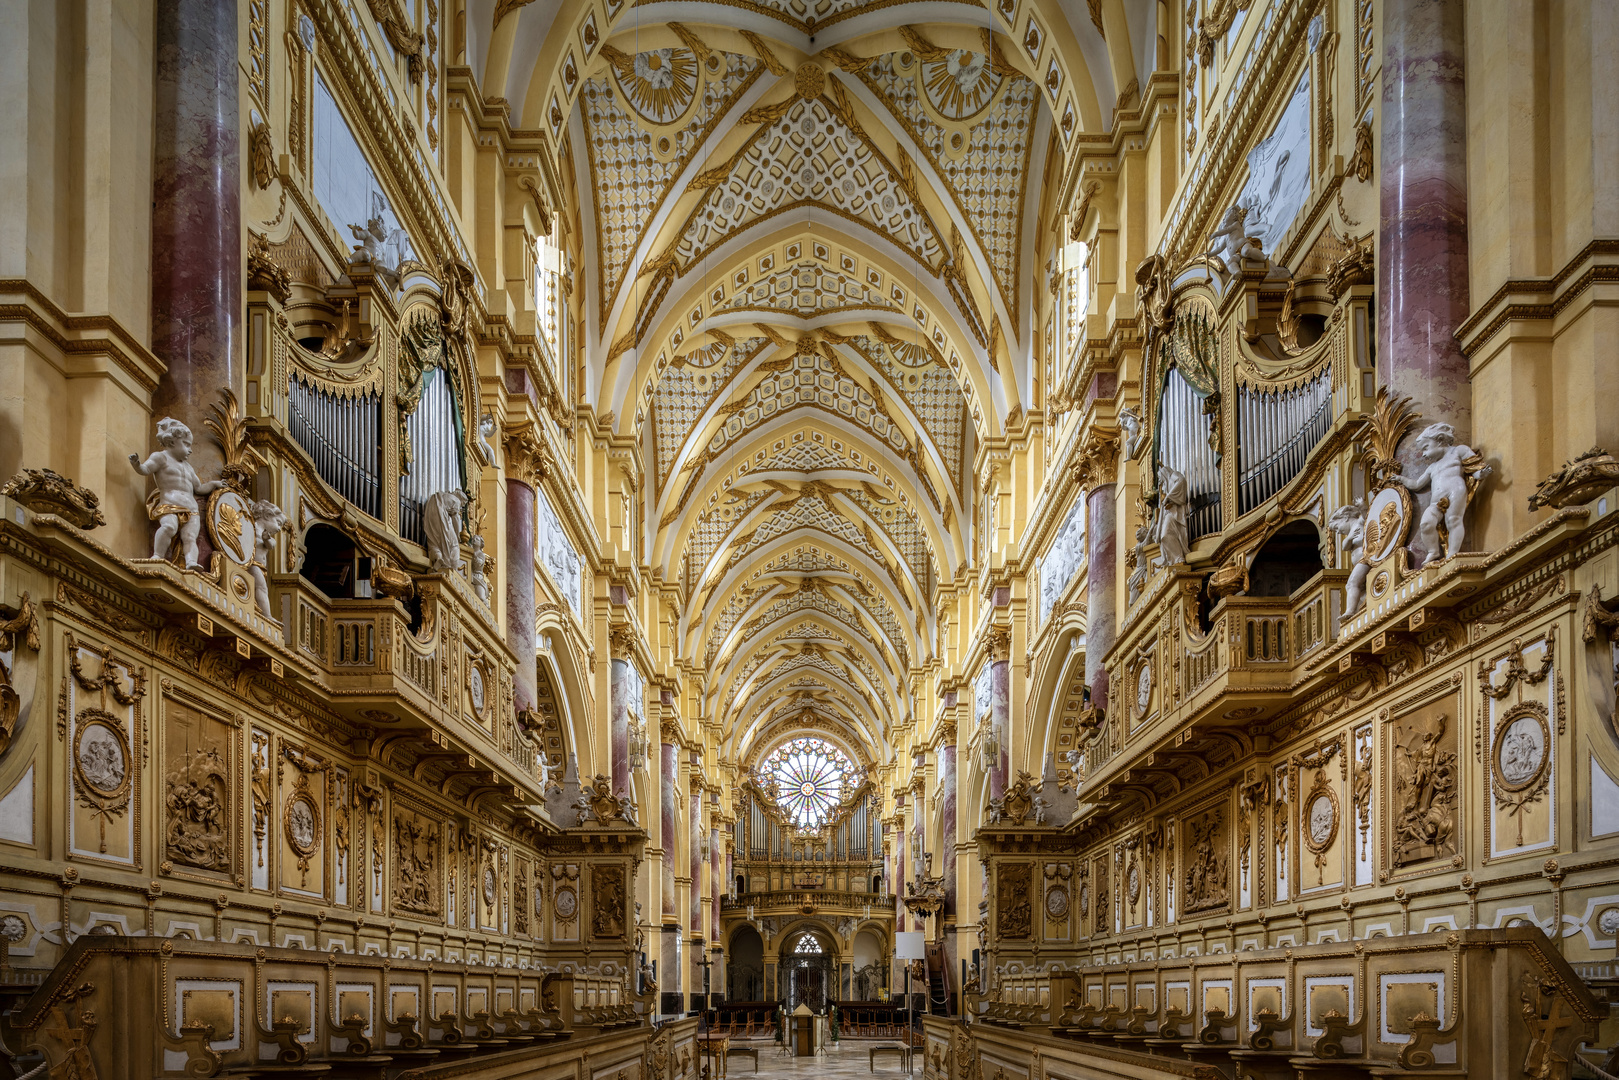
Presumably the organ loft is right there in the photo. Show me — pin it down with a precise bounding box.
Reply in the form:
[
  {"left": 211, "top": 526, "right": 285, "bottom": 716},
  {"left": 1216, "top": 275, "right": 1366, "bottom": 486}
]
[{"left": 0, "top": 1, "right": 1615, "bottom": 1078}]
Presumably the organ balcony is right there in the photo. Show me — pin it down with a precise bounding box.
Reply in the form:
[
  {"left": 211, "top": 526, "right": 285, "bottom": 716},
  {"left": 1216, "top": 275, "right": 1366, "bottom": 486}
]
[
  {"left": 1081, "top": 505, "right": 1596, "bottom": 807},
  {"left": 719, "top": 889, "right": 897, "bottom": 919}
]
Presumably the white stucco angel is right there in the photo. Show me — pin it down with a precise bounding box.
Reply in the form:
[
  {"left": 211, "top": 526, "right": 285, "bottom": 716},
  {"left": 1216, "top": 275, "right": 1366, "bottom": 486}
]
[
  {"left": 1390, "top": 423, "right": 1493, "bottom": 564},
  {"left": 422, "top": 489, "right": 467, "bottom": 571},
  {"left": 1153, "top": 465, "right": 1191, "bottom": 567},
  {"left": 248, "top": 499, "right": 289, "bottom": 620},
  {"left": 1205, "top": 205, "right": 1249, "bottom": 274},
  {"left": 469, "top": 533, "right": 491, "bottom": 602},
  {"left": 1118, "top": 405, "right": 1144, "bottom": 459},
  {"left": 1326, "top": 498, "right": 1369, "bottom": 617},
  {"left": 347, "top": 214, "right": 408, "bottom": 288},
  {"left": 129, "top": 417, "right": 224, "bottom": 570}
]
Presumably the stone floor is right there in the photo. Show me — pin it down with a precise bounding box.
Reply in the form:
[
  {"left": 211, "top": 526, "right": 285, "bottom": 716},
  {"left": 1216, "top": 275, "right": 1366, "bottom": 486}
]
[{"left": 701, "top": 1040, "right": 919, "bottom": 1080}]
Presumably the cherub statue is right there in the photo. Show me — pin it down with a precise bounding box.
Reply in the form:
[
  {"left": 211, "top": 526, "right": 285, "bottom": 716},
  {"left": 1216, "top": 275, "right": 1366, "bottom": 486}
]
[
  {"left": 248, "top": 499, "right": 289, "bottom": 620},
  {"left": 1326, "top": 498, "right": 1369, "bottom": 616},
  {"left": 1032, "top": 792, "right": 1051, "bottom": 826},
  {"left": 1205, "top": 204, "right": 1249, "bottom": 274},
  {"left": 1118, "top": 405, "right": 1144, "bottom": 459},
  {"left": 422, "top": 489, "right": 467, "bottom": 571},
  {"left": 469, "top": 534, "right": 491, "bottom": 602},
  {"left": 1389, "top": 423, "right": 1492, "bottom": 564},
  {"left": 129, "top": 417, "right": 224, "bottom": 569},
  {"left": 1152, "top": 465, "right": 1191, "bottom": 567},
  {"left": 347, "top": 214, "right": 408, "bottom": 288},
  {"left": 572, "top": 786, "right": 595, "bottom": 826}
]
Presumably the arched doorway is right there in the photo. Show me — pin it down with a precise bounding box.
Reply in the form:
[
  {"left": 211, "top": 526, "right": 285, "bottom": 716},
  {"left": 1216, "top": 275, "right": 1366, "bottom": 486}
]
[
  {"left": 728, "top": 924, "right": 764, "bottom": 1001},
  {"left": 780, "top": 927, "right": 836, "bottom": 1013}
]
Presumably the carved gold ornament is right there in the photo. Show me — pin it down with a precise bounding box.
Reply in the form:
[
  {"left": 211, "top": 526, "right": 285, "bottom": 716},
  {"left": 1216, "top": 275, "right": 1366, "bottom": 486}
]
[
  {"left": 73, "top": 710, "right": 133, "bottom": 854},
  {"left": 1361, "top": 485, "right": 1412, "bottom": 564},
  {"left": 0, "top": 468, "right": 106, "bottom": 529},
  {"left": 1491, "top": 702, "right": 1552, "bottom": 848},
  {"left": 284, "top": 783, "right": 322, "bottom": 886},
  {"left": 1528, "top": 447, "right": 1619, "bottom": 511}
]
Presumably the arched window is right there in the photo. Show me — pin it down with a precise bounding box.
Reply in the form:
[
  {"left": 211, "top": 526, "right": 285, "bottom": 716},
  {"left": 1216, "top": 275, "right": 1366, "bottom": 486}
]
[
  {"left": 760, "top": 738, "right": 855, "bottom": 827},
  {"left": 793, "top": 935, "right": 823, "bottom": 955}
]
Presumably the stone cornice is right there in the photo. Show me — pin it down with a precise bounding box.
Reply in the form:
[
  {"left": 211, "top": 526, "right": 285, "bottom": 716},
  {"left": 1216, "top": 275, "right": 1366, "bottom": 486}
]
[{"left": 1457, "top": 239, "right": 1619, "bottom": 358}]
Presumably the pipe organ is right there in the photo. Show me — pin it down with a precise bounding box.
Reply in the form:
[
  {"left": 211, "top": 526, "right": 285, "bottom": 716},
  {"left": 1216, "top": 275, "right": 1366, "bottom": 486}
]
[
  {"left": 287, "top": 376, "right": 382, "bottom": 519},
  {"left": 1236, "top": 367, "right": 1333, "bottom": 515},
  {"left": 1155, "top": 367, "right": 1222, "bottom": 540},
  {"left": 735, "top": 787, "right": 878, "bottom": 889},
  {"left": 399, "top": 367, "right": 466, "bottom": 545}
]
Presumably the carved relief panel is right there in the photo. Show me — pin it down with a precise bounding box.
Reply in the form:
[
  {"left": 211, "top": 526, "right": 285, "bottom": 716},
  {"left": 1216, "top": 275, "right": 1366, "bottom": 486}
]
[
  {"left": 1382, "top": 684, "right": 1463, "bottom": 880},
  {"left": 1480, "top": 630, "right": 1557, "bottom": 858},
  {"left": 161, "top": 693, "right": 239, "bottom": 883},
  {"left": 591, "top": 864, "right": 626, "bottom": 940},
  {"left": 250, "top": 729, "right": 271, "bottom": 890},
  {"left": 996, "top": 861, "right": 1032, "bottom": 939},
  {"left": 391, "top": 805, "right": 442, "bottom": 917},
  {"left": 1294, "top": 735, "right": 1346, "bottom": 894},
  {"left": 1041, "top": 862, "right": 1071, "bottom": 941},
  {"left": 477, "top": 841, "right": 502, "bottom": 932},
  {"left": 1181, "top": 805, "right": 1230, "bottom": 915},
  {"left": 278, "top": 746, "right": 327, "bottom": 897},
  {"left": 551, "top": 863, "right": 580, "bottom": 941},
  {"left": 1091, "top": 853, "right": 1109, "bottom": 936},
  {"left": 65, "top": 634, "right": 143, "bottom": 866}
]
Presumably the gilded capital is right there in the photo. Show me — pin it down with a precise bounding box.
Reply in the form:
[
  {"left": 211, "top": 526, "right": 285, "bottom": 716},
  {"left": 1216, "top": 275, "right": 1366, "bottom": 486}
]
[
  {"left": 503, "top": 420, "right": 550, "bottom": 486},
  {"left": 1072, "top": 426, "right": 1121, "bottom": 494}
]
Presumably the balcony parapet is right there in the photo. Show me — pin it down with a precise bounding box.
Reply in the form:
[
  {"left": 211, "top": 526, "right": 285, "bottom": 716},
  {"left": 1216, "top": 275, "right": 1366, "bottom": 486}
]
[{"left": 720, "top": 890, "right": 896, "bottom": 915}]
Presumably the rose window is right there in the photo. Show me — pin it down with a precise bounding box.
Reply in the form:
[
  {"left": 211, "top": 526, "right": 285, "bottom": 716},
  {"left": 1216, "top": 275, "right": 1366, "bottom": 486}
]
[{"left": 760, "top": 738, "right": 854, "bottom": 827}]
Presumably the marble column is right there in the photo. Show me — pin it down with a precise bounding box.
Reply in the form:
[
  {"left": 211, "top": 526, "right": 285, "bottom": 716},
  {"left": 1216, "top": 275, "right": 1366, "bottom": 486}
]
[
  {"left": 709, "top": 825, "right": 721, "bottom": 945},
  {"left": 661, "top": 738, "right": 678, "bottom": 919},
  {"left": 1377, "top": 0, "right": 1470, "bottom": 450},
  {"left": 1085, "top": 483, "right": 1118, "bottom": 714},
  {"left": 939, "top": 740, "right": 956, "bottom": 920},
  {"left": 504, "top": 477, "right": 537, "bottom": 712},
  {"left": 609, "top": 655, "right": 632, "bottom": 792},
  {"left": 151, "top": 0, "right": 240, "bottom": 482},
  {"left": 895, "top": 799, "right": 906, "bottom": 930},
  {"left": 989, "top": 629, "right": 1010, "bottom": 799},
  {"left": 690, "top": 778, "right": 703, "bottom": 936}
]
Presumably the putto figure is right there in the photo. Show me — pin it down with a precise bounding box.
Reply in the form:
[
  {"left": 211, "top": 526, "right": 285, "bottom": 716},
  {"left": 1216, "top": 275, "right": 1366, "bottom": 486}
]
[
  {"left": 1390, "top": 423, "right": 1492, "bottom": 564},
  {"left": 1326, "top": 498, "right": 1369, "bottom": 617},
  {"left": 129, "top": 418, "right": 224, "bottom": 570},
  {"left": 248, "top": 499, "right": 289, "bottom": 619}
]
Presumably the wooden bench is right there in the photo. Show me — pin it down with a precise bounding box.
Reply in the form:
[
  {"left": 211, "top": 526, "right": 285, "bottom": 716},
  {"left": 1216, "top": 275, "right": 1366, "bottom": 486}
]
[
  {"left": 725, "top": 1047, "right": 760, "bottom": 1074},
  {"left": 869, "top": 1044, "right": 910, "bottom": 1072}
]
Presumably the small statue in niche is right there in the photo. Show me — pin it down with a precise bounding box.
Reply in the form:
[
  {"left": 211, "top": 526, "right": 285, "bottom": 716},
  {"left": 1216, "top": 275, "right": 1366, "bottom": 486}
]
[
  {"left": 422, "top": 489, "right": 467, "bottom": 571},
  {"left": 1326, "top": 499, "right": 1370, "bottom": 616},
  {"left": 1152, "top": 464, "right": 1191, "bottom": 567},
  {"left": 1389, "top": 423, "right": 1492, "bottom": 564},
  {"left": 248, "top": 499, "right": 289, "bottom": 619},
  {"left": 469, "top": 534, "right": 491, "bottom": 602},
  {"left": 129, "top": 417, "right": 224, "bottom": 570}
]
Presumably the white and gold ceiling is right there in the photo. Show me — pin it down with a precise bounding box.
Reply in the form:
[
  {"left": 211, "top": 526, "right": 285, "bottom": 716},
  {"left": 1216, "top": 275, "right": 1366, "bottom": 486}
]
[{"left": 473, "top": 0, "right": 1155, "bottom": 776}]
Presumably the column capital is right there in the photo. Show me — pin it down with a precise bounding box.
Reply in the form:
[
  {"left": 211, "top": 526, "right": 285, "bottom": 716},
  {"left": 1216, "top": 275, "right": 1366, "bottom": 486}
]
[
  {"left": 1071, "top": 426, "right": 1121, "bottom": 494},
  {"left": 502, "top": 419, "right": 551, "bottom": 486}
]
